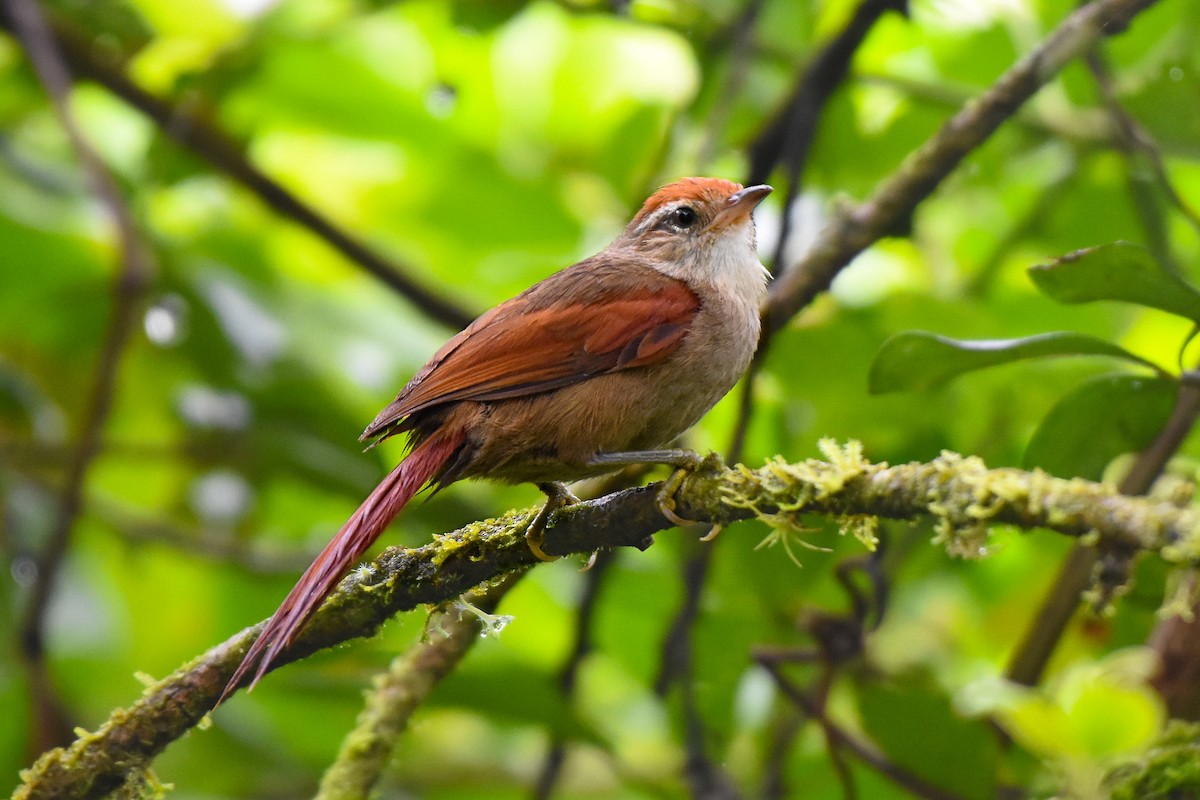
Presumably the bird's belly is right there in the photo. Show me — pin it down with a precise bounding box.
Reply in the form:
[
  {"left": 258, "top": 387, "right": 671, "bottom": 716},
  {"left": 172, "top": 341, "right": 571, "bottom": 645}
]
[{"left": 461, "top": 308, "right": 759, "bottom": 484}]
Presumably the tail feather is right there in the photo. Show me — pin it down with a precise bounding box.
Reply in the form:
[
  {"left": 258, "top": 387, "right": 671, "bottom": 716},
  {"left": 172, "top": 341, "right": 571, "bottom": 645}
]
[{"left": 218, "top": 430, "right": 463, "bottom": 705}]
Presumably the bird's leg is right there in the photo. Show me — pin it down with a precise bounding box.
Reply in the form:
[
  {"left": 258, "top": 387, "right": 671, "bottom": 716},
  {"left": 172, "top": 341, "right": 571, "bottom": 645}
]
[
  {"left": 656, "top": 461, "right": 700, "bottom": 527},
  {"left": 528, "top": 481, "right": 581, "bottom": 561},
  {"left": 586, "top": 449, "right": 706, "bottom": 527}
]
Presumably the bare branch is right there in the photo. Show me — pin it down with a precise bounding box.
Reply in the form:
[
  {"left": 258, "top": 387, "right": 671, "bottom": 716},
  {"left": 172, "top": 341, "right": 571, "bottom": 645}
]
[
  {"left": 533, "top": 552, "right": 614, "bottom": 800},
  {"left": 1007, "top": 372, "right": 1200, "bottom": 687},
  {"left": 748, "top": 0, "right": 907, "bottom": 283},
  {"left": 757, "top": 658, "right": 966, "bottom": 800}
]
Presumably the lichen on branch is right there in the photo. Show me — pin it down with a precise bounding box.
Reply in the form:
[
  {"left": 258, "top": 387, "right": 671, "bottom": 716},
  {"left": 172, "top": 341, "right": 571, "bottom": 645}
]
[
  {"left": 15, "top": 443, "right": 1200, "bottom": 800},
  {"left": 681, "top": 440, "right": 1200, "bottom": 564}
]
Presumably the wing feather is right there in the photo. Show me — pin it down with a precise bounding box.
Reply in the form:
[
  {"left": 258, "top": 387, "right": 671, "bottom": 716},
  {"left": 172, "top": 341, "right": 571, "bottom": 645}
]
[{"left": 362, "top": 262, "right": 699, "bottom": 441}]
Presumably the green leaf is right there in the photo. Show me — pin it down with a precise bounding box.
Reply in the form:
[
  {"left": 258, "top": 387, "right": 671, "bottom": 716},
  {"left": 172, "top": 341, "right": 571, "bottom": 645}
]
[
  {"left": 1066, "top": 680, "right": 1163, "bottom": 758},
  {"left": 869, "top": 331, "right": 1159, "bottom": 393},
  {"left": 1028, "top": 242, "right": 1200, "bottom": 322},
  {"left": 859, "top": 683, "right": 998, "bottom": 800},
  {"left": 1024, "top": 375, "right": 1177, "bottom": 480}
]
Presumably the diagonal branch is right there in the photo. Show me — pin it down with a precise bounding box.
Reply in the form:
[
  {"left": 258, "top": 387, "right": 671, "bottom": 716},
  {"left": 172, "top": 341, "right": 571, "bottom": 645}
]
[
  {"left": 746, "top": 0, "right": 907, "bottom": 191},
  {"left": 0, "top": 8, "right": 475, "bottom": 330},
  {"left": 748, "top": 0, "right": 907, "bottom": 285},
  {"left": 764, "top": 0, "right": 1161, "bottom": 335},
  {"left": 757, "top": 658, "right": 966, "bottom": 800},
  {"left": 15, "top": 444, "right": 1200, "bottom": 800},
  {"left": 314, "top": 574, "right": 522, "bottom": 800}
]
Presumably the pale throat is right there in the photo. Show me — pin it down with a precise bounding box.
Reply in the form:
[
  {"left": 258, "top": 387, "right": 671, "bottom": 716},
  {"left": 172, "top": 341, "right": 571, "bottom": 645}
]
[{"left": 656, "top": 223, "right": 770, "bottom": 306}]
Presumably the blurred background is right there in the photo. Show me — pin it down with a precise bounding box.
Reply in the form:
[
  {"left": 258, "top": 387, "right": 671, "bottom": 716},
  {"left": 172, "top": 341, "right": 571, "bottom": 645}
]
[{"left": 2, "top": 0, "right": 1199, "bottom": 797}]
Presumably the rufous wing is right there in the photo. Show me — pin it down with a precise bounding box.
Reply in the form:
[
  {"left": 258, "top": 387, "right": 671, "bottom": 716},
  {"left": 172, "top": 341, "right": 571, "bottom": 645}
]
[{"left": 362, "top": 261, "right": 701, "bottom": 442}]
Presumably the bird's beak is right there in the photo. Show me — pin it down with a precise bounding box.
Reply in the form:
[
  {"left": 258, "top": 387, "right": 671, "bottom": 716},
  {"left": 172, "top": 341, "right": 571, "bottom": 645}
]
[{"left": 710, "top": 184, "right": 773, "bottom": 230}]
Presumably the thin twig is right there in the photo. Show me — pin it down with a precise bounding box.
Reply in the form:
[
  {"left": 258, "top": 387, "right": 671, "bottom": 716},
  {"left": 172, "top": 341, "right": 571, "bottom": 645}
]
[
  {"left": 652, "top": 529, "right": 733, "bottom": 797},
  {"left": 757, "top": 659, "right": 965, "bottom": 800},
  {"left": 696, "top": 0, "right": 767, "bottom": 169},
  {"left": 760, "top": 709, "right": 804, "bottom": 800},
  {"left": 7, "top": 0, "right": 155, "bottom": 752},
  {"left": 1085, "top": 50, "right": 1200, "bottom": 241},
  {"left": 100, "top": 509, "right": 316, "bottom": 575},
  {"left": 12, "top": 466, "right": 315, "bottom": 570},
  {"left": 678, "top": 548, "right": 744, "bottom": 800},
  {"left": 1085, "top": 50, "right": 1177, "bottom": 273},
  {"left": 966, "top": 163, "right": 1077, "bottom": 296},
  {"left": 654, "top": 543, "right": 713, "bottom": 696}
]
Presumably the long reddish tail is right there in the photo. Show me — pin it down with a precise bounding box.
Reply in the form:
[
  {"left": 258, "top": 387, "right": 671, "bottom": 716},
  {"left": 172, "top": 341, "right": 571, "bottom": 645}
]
[{"left": 218, "top": 430, "right": 464, "bottom": 704}]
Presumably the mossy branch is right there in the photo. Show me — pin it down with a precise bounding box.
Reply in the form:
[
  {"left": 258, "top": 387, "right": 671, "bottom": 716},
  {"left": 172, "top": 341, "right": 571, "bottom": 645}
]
[
  {"left": 14, "top": 442, "right": 1200, "bottom": 800},
  {"left": 314, "top": 575, "right": 521, "bottom": 800}
]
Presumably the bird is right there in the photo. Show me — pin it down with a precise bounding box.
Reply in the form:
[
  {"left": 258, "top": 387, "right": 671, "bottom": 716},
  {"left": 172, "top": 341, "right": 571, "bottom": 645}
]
[{"left": 219, "top": 177, "right": 772, "bottom": 703}]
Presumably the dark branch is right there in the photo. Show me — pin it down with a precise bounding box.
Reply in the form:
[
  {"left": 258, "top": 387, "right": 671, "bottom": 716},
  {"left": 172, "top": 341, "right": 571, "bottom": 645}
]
[
  {"left": 533, "top": 553, "right": 614, "bottom": 800},
  {"left": 0, "top": 7, "right": 475, "bottom": 330},
  {"left": 1007, "top": 367, "right": 1200, "bottom": 688},
  {"left": 757, "top": 658, "right": 966, "bottom": 800}
]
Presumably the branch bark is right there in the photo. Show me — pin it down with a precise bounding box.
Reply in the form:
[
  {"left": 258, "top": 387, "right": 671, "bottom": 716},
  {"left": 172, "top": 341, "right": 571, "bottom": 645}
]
[
  {"left": 315, "top": 575, "right": 522, "bottom": 800},
  {"left": 14, "top": 444, "right": 1200, "bottom": 800}
]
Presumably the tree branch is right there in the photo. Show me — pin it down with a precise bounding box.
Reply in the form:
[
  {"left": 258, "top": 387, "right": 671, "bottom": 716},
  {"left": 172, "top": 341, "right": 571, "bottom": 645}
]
[
  {"left": 15, "top": 443, "right": 1200, "bottom": 799},
  {"left": 1006, "top": 369, "right": 1200, "bottom": 688},
  {"left": 315, "top": 574, "right": 521, "bottom": 800},
  {"left": 764, "top": 0, "right": 1161, "bottom": 335},
  {"left": 757, "top": 658, "right": 966, "bottom": 800},
  {"left": 533, "top": 552, "right": 614, "bottom": 800},
  {"left": 0, "top": 7, "right": 475, "bottom": 331}
]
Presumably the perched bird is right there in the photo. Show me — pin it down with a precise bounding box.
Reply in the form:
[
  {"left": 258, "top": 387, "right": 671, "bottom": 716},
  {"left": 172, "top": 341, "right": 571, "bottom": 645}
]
[{"left": 220, "top": 177, "right": 772, "bottom": 702}]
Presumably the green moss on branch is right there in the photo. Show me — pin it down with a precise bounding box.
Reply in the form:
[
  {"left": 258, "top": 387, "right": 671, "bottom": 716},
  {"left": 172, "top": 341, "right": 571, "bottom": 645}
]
[{"left": 16, "top": 443, "right": 1200, "bottom": 800}]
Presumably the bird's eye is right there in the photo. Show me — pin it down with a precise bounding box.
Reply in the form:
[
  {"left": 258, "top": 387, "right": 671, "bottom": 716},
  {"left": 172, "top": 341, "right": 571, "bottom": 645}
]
[{"left": 665, "top": 206, "right": 698, "bottom": 230}]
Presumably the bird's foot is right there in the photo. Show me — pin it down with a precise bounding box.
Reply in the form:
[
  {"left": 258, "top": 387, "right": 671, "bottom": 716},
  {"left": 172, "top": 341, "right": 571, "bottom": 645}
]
[
  {"left": 527, "top": 482, "right": 580, "bottom": 561},
  {"left": 584, "top": 448, "right": 722, "bottom": 530},
  {"left": 656, "top": 451, "right": 706, "bottom": 527}
]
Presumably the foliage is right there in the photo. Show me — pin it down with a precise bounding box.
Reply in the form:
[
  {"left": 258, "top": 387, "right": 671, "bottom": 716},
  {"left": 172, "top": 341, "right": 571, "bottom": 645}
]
[{"left": 2, "top": 0, "right": 1200, "bottom": 798}]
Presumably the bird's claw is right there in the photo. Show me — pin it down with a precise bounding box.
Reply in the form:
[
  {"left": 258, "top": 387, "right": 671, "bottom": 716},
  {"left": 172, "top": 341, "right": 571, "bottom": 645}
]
[
  {"left": 656, "top": 452, "right": 707, "bottom": 527},
  {"left": 526, "top": 527, "right": 557, "bottom": 562},
  {"left": 527, "top": 483, "right": 581, "bottom": 561}
]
